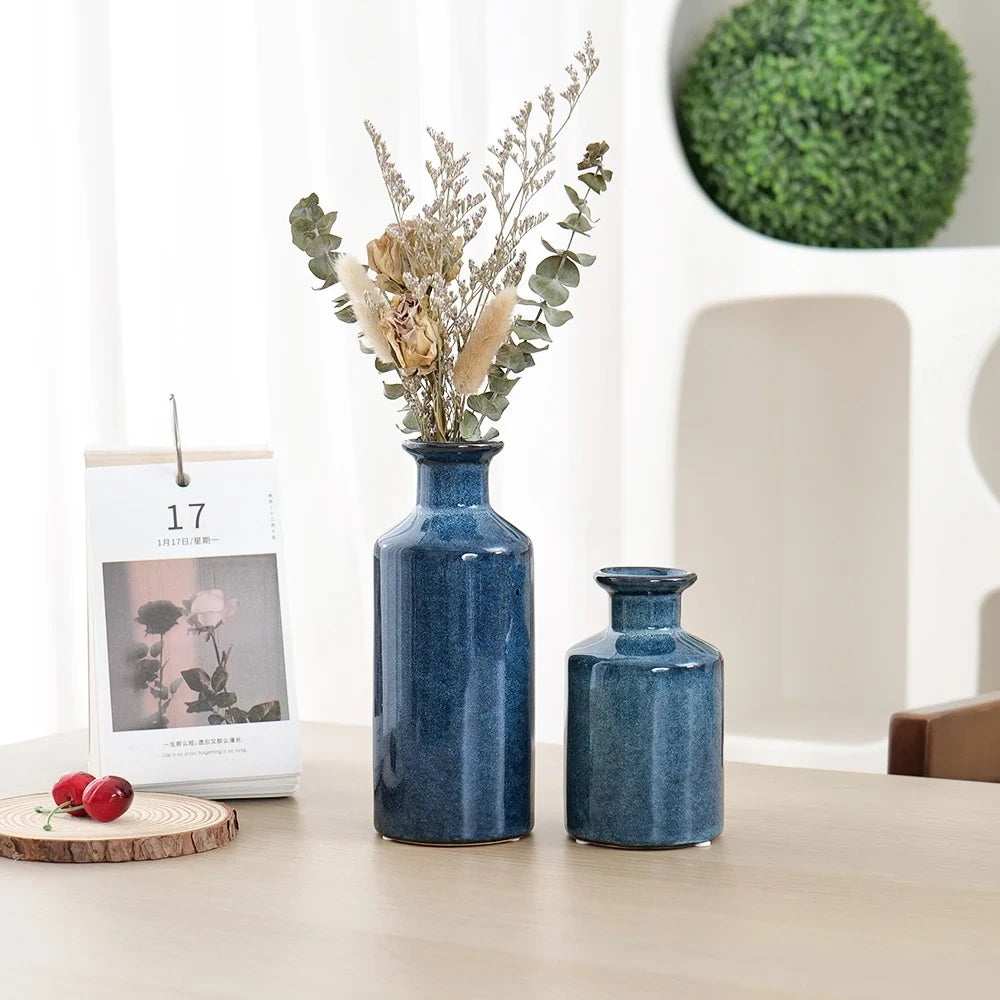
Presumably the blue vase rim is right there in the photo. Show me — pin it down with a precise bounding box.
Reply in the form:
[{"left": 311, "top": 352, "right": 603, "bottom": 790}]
[
  {"left": 595, "top": 566, "right": 697, "bottom": 594},
  {"left": 403, "top": 440, "right": 504, "bottom": 462}
]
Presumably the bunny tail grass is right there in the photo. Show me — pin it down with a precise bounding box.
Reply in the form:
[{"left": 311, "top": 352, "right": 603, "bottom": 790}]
[
  {"left": 453, "top": 287, "right": 518, "bottom": 395},
  {"left": 335, "top": 255, "right": 394, "bottom": 365}
]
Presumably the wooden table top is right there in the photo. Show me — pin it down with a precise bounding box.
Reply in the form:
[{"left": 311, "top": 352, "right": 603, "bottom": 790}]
[{"left": 1, "top": 723, "right": 998, "bottom": 998}]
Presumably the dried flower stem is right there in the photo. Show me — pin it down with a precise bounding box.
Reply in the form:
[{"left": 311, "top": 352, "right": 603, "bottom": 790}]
[
  {"left": 365, "top": 120, "right": 414, "bottom": 224},
  {"left": 464, "top": 33, "right": 599, "bottom": 336}
]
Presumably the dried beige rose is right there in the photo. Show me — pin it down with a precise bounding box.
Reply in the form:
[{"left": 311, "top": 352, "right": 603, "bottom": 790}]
[
  {"left": 366, "top": 222, "right": 417, "bottom": 288},
  {"left": 379, "top": 294, "right": 440, "bottom": 375}
]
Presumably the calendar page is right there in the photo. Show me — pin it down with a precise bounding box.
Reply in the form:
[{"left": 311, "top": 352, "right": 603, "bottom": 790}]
[{"left": 85, "top": 454, "right": 300, "bottom": 793}]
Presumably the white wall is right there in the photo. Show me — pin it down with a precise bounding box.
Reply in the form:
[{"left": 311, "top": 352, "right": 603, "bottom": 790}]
[
  {"left": 623, "top": 0, "right": 1000, "bottom": 769},
  {"left": 676, "top": 298, "right": 910, "bottom": 748}
]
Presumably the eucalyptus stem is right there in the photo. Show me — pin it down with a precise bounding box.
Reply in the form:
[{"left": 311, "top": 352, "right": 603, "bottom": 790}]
[{"left": 532, "top": 189, "right": 591, "bottom": 329}]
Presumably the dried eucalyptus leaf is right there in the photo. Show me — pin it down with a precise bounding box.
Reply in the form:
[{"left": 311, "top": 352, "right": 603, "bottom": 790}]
[
  {"left": 541, "top": 237, "right": 560, "bottom": 254},
  {"left": 306, "top": 233, "right": 341, "bottom": 258},
  {"left": 289, "top": 193, "right": 322, "bottom": 224},
  {"left": 557, "top": 212, "right": 593, "bottom": 235},
  {"left": 564, "top": 184, "right": 584, "bottom": 209},
  {"left": 489, "top": 374, "right": 519, "bottom": 394},
  {"left": 535, "top": 255, "right": 561, "bottom": 278},
  {"left": 528, "top": 274, "right": 569, "bottom": 306},
  {"left": 317, "top": 211, "right": 338, "bottom": 232},
  {"left": 517, "top": 341, "right": 549, "bottom": 354},
  {"left": 478, "top": 393, "right": 509, "bottom": 420},
  {"left": 401, "top": 410, "right": 420, "bottom": 431},
  {"left": 539, "top": 245, "right": 596, "bottom": 268},
  {"left": 374, "top": 358, "right": 396, "bottom": 373},
  {"left": 383, "top": 382, "right": 406, "bottom": 400},
  {"left": 495, "top": 344, "right": 529, "bottom": 373},
  {"left": 290, "top": 218, "right": 315, "bottom": 250},
  {"left": 466, "top": 393, "right": 492, "bottom": 418},
  {"left": 513, "top": 320, "right": 550, "bottom": 342},
  {"left": 536, "top": 255, "right": 580, "bottom": 287},
  {"left": 543, "top": 305, "right": 573, "bottom": 327},
  {"left": 334, "top": 304, "right": 356, "bottom": 323},
  {"left": 578, "top": 171, "right": 607, "bottom": 193},
  {"left": 460, "top": 411, "right": 481, "bottom": 440},
  {"left": 482, "top": 428, "right": 500, "bottom": 441},
  {"left": 517, "top": 296, "right": 544, "bottom": 308},
  {"left": 309, "top": 255, "right": 335, "bottom": 281}
]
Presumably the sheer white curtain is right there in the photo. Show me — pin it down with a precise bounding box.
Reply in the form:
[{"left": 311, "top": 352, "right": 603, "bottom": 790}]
[{"left": 1, "top": 0, "right": 635, "bottom": 746}]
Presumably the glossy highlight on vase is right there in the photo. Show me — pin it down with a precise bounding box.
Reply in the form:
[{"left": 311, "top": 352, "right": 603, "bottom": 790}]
[
  {"left": 565, "top": 567, "right": 723, "bottom": 848},
  {"left": 374, "top": 441, "right": 534, "bottom": 846}
]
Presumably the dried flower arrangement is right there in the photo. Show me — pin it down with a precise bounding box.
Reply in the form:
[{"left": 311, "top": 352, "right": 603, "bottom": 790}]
[{"left": 289, "top": 33, "right": 612, "bottom": 442}]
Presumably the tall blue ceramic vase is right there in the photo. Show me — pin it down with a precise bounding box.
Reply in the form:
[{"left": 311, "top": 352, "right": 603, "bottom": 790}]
[
  {"left": 374, "top": 441, "right": 533, "bottom": 845},
  {"left": 566, "top": 567, "right": 723, "bottom": 848}
]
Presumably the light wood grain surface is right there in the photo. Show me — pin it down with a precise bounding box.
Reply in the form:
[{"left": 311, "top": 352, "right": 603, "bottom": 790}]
[{"left": 1, "top": 723, "right": 998, "bottom": 998}]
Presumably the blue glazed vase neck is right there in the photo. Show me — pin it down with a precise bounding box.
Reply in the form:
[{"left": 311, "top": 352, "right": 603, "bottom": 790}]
[
  {"left": 595, "top": 567, "right": 696, "bottom": 632},
  {"left": 611, "top": 593, "right": 681, "bottom": 631},
  {"left": 405, "top": 442, "right": 501, "bottom": 510},
  {"left": 417, "top": 461, "right": 490, "bottom": 508}
]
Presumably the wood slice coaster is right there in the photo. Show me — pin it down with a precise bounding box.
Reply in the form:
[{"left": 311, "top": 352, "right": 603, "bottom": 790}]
[{"left": 0, "top": 792, "right": 238, "bottom": 863}]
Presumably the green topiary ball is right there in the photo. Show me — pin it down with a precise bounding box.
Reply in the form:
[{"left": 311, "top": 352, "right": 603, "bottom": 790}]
[{"left": 678, "top": 0, "right": 973, "bottom": 248}]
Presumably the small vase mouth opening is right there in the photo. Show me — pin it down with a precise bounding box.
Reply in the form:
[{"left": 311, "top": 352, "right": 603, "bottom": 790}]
[
  {"left": 403, "top": 440, "right": 504, "bottom": 462},
  {"left": 595, "top": 566, "right": 697, "bottom": 595}
]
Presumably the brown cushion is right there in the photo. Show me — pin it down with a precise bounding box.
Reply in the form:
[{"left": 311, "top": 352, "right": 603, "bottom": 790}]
[{"left": 889, "top": 693, "right": 1000, "bottom": 781}]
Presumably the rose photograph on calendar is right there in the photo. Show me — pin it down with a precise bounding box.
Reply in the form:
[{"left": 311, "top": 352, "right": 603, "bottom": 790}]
[{"left": 102, "top": 553, "right": 289, "bottom": 733}]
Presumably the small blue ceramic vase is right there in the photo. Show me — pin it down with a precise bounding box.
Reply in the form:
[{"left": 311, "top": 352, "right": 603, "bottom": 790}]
[
  {"left": 566, "top": 567, "right": 723, "bottom": 848},
  {"left": 374, "top": 441, "right": 533, "bottom": 845}
]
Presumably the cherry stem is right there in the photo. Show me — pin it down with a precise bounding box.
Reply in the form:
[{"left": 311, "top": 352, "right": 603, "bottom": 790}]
[{"left": 37, "top": 799, "right": 85, "bottom": 830}]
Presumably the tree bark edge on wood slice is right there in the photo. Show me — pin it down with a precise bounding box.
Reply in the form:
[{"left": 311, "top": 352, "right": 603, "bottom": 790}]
[{"left": 0, "top": 792, "right": 239, "bottom": 863}]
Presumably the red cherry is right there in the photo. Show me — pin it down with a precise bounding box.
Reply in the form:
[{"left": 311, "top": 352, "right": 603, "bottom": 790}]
[
  {"left": 35, "top": 770, "right": 97, "bottom": 829},
  {"left": 81, "top": 776, "right": 134, "bottom": 823},
  {"left": 51, "top": 771, "right": 95, "bottom": 816}
]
